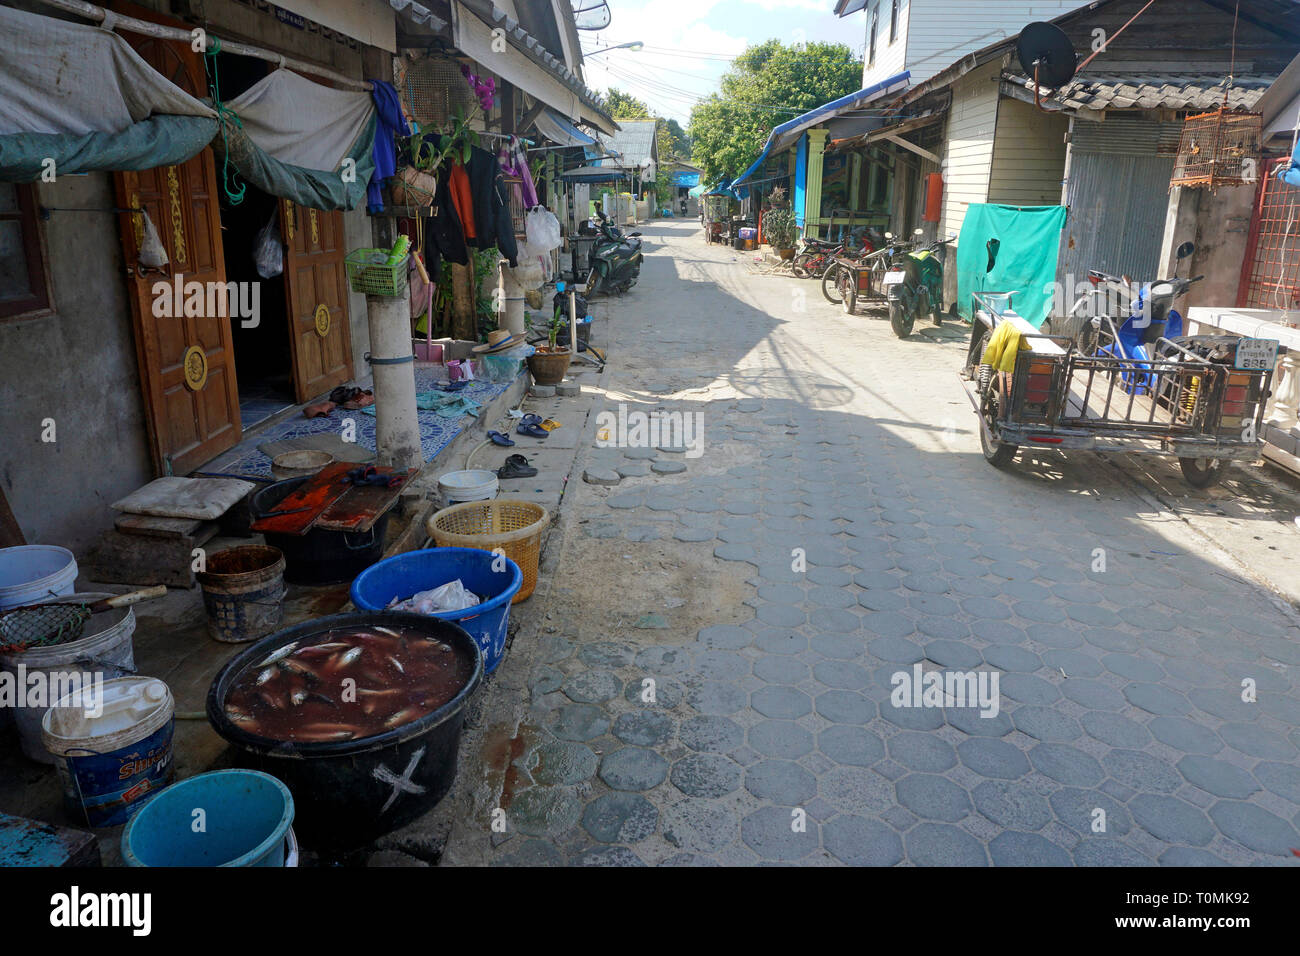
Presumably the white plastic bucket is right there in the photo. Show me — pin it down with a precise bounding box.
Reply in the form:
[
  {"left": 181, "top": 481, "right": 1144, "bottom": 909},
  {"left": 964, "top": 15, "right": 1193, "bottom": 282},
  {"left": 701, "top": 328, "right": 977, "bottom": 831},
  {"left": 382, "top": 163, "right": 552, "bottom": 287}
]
[
  {"left": 1, "top": 592, "right": 136, "bottom": 763},
  {"left": 0, "top": 545, "right": 78, "bottom": 611},
  {"left": 438, "top": 469, "right": 499, "bottom": 506},
  {"left": 41, "top": 676, "right": 174, "bottom": 828}
]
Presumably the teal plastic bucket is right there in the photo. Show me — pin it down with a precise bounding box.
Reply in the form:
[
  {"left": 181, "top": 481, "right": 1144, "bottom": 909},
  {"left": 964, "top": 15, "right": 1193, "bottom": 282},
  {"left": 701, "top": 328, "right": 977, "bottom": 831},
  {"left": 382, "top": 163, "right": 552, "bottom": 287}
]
[{"left": 121, "top": 769, "right": 294, "bottom": 867}]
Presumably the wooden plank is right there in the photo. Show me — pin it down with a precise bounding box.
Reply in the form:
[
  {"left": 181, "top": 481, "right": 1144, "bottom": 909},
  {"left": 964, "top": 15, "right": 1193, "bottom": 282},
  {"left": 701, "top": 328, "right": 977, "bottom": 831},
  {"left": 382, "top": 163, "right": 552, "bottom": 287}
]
[
  {"left": 316, "top": 467, "right": 418, "bottom": 533},
  {"left": 249, "top": 461, "right": 358, "bottom": 536},
  {"left": 114, "top": 513, "right": 203, "bottom": 538}
]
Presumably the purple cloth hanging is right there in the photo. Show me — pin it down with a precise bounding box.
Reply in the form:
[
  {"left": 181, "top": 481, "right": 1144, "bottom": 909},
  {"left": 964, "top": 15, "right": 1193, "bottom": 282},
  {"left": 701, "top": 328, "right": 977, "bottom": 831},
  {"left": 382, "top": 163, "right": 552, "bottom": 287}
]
[{"left": 500, "top": 138, "right": 539, "bottom": 209}]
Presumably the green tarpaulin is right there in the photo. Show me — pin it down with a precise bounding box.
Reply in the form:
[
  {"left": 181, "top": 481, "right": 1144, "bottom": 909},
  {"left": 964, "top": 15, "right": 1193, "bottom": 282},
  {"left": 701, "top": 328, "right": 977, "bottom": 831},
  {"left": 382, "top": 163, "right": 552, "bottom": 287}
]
[
  {"left": 956, "top": 203, "right": 1068, "bottom": 329},
  {"left": 0, "top": 115, "right": 219, "bottom": 182}
]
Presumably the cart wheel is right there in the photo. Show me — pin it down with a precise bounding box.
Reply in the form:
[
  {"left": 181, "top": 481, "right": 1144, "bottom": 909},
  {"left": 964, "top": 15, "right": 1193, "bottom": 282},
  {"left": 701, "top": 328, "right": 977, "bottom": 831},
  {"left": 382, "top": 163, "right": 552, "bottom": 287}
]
[
  {"left": 1179, "top": 457, "right": 1225, "bottom": 489},
  {"left": 979, "top": 383, "right": 1018, "bottom": 468},
  {"left": 821, "top": 263, "right": 843, "bottom": 304},
  {"left": 839, "top": 272, "right": 857, "bottom": 314},
  {"left": 889, "top": 301, "right": 914, "bottom": 338}
]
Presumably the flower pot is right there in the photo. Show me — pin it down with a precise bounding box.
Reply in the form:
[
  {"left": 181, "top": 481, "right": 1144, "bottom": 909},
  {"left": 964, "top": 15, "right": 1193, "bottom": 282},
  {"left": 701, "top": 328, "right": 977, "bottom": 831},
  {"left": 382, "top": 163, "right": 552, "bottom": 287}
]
[
  {"left": 778, "top": 248, "right": 796, "bottom": 260},
  {"left": 526, "top": 347, "right": 572, "bottom": 386}
]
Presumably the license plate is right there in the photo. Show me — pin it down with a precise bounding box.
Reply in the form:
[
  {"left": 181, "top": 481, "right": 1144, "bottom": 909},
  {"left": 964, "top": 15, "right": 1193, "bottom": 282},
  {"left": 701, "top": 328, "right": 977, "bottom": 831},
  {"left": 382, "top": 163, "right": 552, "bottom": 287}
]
[
  {"left": 1235, "top": 337, "right": 1279, "bottom": 371},
  {"left": 882, "top": 271, "right": 905, "bottom": 286}
]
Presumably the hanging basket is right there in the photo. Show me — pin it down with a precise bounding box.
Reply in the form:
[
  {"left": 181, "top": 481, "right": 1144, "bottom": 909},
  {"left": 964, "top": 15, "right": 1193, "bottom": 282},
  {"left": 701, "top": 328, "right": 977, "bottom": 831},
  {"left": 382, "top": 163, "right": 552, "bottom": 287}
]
[
  {"left": 390, "top": 167, "right": 437, "bottom": 207},
  {"left": 1170, "top": 108, "right": 1263, "bottom": 189}
]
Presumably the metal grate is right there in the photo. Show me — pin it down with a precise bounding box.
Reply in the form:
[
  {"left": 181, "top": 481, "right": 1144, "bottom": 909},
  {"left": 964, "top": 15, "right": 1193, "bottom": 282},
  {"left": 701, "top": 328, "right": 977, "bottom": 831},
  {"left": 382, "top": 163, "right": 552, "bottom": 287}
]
[
  {"left": 1170, "top": 108, "right": 1262, "bottom": 189},
  {"left": 397, "top": 55, "right": 472, "bottom": 128},
  {"left": 504, "top": 176, "right": 527, "bottom": 239},
  {"left": 1239, "top": 157, "right": 1300, "bottom": 310}
]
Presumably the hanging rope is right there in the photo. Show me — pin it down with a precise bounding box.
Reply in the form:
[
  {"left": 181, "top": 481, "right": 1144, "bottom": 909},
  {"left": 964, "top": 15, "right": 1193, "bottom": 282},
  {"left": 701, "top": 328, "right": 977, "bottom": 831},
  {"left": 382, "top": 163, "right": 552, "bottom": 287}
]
[{"left": 203, "top": 36, "right": 247, "bottom": 206}]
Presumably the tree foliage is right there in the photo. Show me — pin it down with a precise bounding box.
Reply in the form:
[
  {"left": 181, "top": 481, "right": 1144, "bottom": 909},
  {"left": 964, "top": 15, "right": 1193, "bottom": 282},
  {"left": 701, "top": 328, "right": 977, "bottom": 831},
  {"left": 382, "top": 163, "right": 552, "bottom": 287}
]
[
  {"left": 604, "top": 87, "right": 652, "bottom": 119},
  {"left": 688, "top": 41, "right": 862, "bottom": 184}
]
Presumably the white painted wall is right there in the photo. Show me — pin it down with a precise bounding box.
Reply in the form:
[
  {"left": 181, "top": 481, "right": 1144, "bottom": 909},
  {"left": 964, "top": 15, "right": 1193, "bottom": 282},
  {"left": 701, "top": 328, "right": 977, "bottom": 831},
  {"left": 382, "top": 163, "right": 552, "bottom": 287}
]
[
  {"left": 861, "top": 0, "right": 1092, "bottom": 90},
  {"left": 987, "top": 96, "right": 1068, "bottom": 206}
]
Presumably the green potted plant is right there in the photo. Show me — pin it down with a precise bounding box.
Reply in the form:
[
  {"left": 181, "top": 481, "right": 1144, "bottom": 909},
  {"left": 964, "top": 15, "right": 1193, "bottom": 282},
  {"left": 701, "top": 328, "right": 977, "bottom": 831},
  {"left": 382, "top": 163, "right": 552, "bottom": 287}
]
[
  {"left": 763, "top": 187, "right": 799, "bottom": 259},
  {"left": 525, "top": 306, "right": 571, "bottom": 385}
]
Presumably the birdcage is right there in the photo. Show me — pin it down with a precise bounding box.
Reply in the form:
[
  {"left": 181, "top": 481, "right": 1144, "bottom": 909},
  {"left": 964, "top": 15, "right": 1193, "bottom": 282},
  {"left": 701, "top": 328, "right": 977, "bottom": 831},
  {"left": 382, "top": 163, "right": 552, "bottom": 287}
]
[
  {"left": 397, "top": 54, "right": 473, "bottom": 128},
  {"left": 505, "top": 175, "right": 527, "bottom": 239},
  {"left": 1170, "top": 108, "right": 1263, "bottom": 189}
]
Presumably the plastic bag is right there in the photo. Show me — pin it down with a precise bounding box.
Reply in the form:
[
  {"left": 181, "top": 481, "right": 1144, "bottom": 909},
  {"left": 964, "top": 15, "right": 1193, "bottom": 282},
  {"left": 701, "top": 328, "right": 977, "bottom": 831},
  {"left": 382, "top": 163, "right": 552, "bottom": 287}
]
[
  {"left": 138, "top": 211, "right": 169, "bottom": 269},
  {"left": 387, "top": 579, "right": 481, "bottom": 614},
  {"left": 522, "top": 207, "right": 561, "bottom": 257},
  {"left": 254, "top": 208, "right": 284, "bottom": 279}
]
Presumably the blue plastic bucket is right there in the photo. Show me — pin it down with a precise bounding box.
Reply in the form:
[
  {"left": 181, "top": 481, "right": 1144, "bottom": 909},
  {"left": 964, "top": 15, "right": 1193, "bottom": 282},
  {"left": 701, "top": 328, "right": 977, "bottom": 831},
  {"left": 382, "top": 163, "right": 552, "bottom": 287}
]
[
  {"left": 121, "top": 769, "right": 294, "bottom": 867},
  {"left": 350, "top": 547, "right": 522, "bottom": 674}
]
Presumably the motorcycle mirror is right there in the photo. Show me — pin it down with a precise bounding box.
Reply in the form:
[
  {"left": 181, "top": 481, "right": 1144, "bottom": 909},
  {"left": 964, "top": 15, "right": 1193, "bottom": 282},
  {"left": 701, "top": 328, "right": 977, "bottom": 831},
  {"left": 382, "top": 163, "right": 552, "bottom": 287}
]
[
  {"left": 1176, "top": 240, "right": 1195, "bottom": 260},
  {"left": 986, "top": 238, "right": 1000, "bottom": 274},
  {"left": 884, "top": 231, "right": 894, "bottom": 240},
  {"left": 914, "top": 227, "right": 924, "bottom": 236}
]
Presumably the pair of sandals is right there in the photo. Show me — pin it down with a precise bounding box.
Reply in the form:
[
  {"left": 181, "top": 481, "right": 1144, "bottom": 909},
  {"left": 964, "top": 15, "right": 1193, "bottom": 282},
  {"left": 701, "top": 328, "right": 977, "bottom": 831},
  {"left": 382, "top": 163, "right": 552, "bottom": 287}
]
[
  {"left": 497, "top": 454, "right": 537, "bottom": 479},
  {"left": 516, "top": 413, "right": 553, "bottom": 439}
]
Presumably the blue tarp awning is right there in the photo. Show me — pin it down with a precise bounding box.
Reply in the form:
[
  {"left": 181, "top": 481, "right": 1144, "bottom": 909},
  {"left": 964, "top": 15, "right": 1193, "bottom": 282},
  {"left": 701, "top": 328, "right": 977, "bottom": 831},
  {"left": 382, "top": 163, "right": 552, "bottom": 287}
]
[
  {"left": 533, "top": 108, "right": 596, "bottom": 148},
  {"left": 730, "top": 71, "right": 911, "bottom": 194},
  {"left": 670, "top": 170, "right": 701, "bottom": 187}
]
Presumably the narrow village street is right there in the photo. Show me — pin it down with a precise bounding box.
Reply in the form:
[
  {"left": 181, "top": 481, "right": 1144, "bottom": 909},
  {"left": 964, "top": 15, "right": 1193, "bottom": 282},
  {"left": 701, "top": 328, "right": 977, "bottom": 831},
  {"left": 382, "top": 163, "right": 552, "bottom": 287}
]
[{"left": 427, "top": 219, "right": 1300, "bottom": 867}]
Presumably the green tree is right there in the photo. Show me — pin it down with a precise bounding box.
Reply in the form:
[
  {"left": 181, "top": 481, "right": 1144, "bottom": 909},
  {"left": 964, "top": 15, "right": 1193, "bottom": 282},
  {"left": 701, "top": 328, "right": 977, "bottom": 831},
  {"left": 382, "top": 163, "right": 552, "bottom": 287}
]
[
  {"left": 603, "top": 87, "right": 652, "bottom": 119},
  {"left": 688, "top": 40, "right": 862, "bottom": 184},
  {"left": 658, "top": 118, "right": 691, "bottom": 162}
]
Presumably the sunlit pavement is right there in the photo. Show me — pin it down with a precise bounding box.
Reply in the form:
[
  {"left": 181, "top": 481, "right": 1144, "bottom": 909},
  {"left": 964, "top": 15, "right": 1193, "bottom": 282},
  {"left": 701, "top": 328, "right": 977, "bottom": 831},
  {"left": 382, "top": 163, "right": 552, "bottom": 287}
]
[{"left": 437, "top": 219, "right": 1300, "bottom": 867}]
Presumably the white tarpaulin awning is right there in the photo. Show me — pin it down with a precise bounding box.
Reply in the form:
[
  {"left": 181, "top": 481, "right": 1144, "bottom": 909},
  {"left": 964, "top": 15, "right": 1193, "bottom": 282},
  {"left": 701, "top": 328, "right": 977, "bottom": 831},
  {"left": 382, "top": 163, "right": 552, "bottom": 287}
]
[
  {"left": 452, "top": 3, "right": 579, "bottom": 121},
  {"left": 227, "top": 69, "right": 373, "bottom": 171},
  {"left": 0, "top": 5, "right": 214, "bottom": 136}
]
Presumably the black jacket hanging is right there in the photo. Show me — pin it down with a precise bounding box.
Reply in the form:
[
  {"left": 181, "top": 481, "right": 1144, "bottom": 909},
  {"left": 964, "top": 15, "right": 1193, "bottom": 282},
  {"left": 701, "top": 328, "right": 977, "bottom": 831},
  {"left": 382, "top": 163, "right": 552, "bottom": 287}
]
[
  {"left": 426, "top": 168, "right": 469, "bottom": 266},
  {"left": 466, "top": 145, "right": 519, "bottom": 267}
]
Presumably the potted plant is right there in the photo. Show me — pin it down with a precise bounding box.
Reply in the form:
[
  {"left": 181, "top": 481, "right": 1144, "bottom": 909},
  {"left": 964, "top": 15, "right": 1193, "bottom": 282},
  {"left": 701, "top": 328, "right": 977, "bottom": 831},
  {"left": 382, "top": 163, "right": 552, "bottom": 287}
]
[
  {"left": 525, "top": 306, "right": 571, "bottom": 386},
  {"left": 763, "top": 187, "right": 799, "bottom": 259}
]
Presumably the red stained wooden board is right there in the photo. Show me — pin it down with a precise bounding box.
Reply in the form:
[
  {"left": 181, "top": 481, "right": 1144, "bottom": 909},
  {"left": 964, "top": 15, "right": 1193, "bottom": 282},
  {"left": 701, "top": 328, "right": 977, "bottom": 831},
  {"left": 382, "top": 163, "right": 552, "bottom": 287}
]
[
  {"left": 316, "top": 467, "right": 418, "bottom": 533},
  {"left": 249, "top": 461, "right": 359, "bottom": 536}
]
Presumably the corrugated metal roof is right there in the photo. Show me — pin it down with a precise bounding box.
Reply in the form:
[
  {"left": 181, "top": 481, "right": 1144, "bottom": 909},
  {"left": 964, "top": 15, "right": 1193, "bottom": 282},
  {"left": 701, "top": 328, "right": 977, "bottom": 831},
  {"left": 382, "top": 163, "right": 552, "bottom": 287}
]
[
  {"left": 1011, "top": 72, "right": 1274, "bottom": 112},
  {"left": 604, "top": 119, "right": 658, "bottom": 167}
]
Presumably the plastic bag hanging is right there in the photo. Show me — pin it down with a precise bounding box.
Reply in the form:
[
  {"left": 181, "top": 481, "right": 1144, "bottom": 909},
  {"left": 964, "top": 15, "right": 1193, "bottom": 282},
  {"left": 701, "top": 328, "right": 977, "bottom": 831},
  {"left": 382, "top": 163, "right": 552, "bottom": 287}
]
[
  {"left": 254, "top": 207, "right": 284, "bottom": 279},
  {"left": 137, "top": 211, "right": 169, "bottom": 270}
]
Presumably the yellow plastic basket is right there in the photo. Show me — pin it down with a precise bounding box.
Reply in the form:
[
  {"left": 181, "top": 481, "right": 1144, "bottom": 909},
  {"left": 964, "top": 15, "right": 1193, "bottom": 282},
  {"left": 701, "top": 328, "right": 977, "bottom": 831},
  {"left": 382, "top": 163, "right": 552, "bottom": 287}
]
[{"left": 426, "top": 499, "right": 550, "bottom": 603}]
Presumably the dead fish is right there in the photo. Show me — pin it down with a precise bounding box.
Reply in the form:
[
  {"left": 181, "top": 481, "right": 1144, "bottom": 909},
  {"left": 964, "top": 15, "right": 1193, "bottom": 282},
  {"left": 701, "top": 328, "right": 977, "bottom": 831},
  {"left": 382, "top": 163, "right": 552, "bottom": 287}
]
[
  {"left": 278, "top": 658, "right": 319, "bottom": 680},
  {"left": 383, "top": 707, "right": 417, "bottom": 728},
  {"left": 257, "top": 689, "right": 284, "bottom": 710},
  {"left": 299, "top": 730, "right": 355, "bottom": 742},
  {"left": 225, "top": 706, "right": 255, "bottom": 723},
  {"left": 307, "top": 691, "right": 337, "bottom": 707},
  {"left": 373, "top": 626, "right": 401, "bottom": 638},
  {"left": 439, "top": 643, "right": 452, "bottom": 653},
  {"left": 357, "top": 687, "right": 403, "bottom": 697},
  {"left": 258, "top": 643, "right": 298, "bottom": 668},
  {"left": 387, "top": 655, "right": 405, "bottom": 674},
  {"left": 290, "top": 687, "right": 308, "bottom": 706},
  {"left": 338, "top": 647, "right": 363, "bottom": 667},
  {"left": 255, "top": 667, "right": 276, "bottom": 685},
  {"left": 296, "top": 642, "right": 348, "bottom": 657}
]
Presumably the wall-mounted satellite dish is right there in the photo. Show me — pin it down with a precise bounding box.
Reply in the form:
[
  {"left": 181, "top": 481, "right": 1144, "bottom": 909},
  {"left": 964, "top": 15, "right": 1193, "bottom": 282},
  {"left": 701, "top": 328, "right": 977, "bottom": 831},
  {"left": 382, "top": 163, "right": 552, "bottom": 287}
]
[{"left": 1016, "top": 21, "right": 1078, "bottom": 113}]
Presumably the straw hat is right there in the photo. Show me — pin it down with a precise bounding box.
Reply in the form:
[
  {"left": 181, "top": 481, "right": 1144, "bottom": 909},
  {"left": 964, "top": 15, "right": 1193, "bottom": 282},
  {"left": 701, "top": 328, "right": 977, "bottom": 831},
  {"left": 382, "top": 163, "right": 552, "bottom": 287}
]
[{"left": 473, "top": 330, "right": 524, "bottom": 354}]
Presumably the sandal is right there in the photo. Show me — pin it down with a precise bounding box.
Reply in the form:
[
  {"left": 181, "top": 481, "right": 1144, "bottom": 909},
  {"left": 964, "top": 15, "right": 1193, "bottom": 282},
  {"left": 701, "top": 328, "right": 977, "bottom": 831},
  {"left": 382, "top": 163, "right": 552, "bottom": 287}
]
[
  {"left": 487, "top": 430, "right": 515, "bottom": 446},
  {"left": 517, "top": 422, "right": 548, "bottom": 438},
  {"left": 539, "top": 418, "right": 562, "bottom": 431},
  {"left": 498, "top": 454, "right": 538, "bottom": 479}
]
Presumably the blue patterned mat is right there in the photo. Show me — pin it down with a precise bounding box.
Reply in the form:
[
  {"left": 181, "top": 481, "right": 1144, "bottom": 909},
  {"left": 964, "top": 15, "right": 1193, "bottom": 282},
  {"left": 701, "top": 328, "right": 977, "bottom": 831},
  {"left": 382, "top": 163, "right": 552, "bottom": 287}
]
[{"left": 201, "top": 376, "right": 515, "bottom": 480}]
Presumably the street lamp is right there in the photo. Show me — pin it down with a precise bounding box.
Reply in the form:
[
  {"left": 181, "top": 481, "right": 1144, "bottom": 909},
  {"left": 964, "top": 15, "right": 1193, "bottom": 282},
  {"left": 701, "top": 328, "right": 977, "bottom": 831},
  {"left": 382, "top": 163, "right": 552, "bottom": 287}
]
[{"left": 584, "top": 41, "right": 644, "bottom": 57}]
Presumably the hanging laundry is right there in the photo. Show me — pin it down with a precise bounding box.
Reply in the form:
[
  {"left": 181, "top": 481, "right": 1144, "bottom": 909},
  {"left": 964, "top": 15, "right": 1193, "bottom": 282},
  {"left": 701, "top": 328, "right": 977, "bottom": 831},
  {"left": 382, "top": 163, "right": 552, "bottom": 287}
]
[
  {"left": 466, "top": 145, "right": 519, "bottom": 267},
  {"left": 427, "top": 169, "right": 469, "bottom": 266},
  {"left": 500, "top": 136, "right": 538, "bottom": 210},
  {"left": 447, "top": 159, "right": 477, "bottom": 242},
  {"left": 365, "top": 80, "right": 407, "bottom": 214}
]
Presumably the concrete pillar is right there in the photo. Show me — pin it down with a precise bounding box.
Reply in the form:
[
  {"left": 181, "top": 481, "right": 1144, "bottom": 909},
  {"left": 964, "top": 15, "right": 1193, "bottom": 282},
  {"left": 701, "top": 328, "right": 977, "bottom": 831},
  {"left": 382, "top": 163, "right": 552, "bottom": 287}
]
[
  {"left": 804, "top": 129, "right": 830, "bottom": 239},
  {"left": 365, "top": 296, "right": 422, "bottom": 471},
  {"left": 499, "top": 262, "right": 527, "bottom": 337}
]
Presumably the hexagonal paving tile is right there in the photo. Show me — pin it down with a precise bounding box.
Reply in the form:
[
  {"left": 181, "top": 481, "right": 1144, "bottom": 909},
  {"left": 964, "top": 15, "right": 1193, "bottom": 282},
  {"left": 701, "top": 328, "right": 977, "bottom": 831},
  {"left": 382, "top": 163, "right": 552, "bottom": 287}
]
[
  {"left": 745, "top": 759, "right": 817, "bottom": 804},
  {"left": 670, "top": 753, "right": 743, "bottom": 798},
  {"left": 598, "top": 747, "right": 670, "bottom": 791},
  {"left": 581, "top": 792, "right": 659, "bottom": 843},
  {"left": 823, "top": 815, "right": 904, "bottom": 866},
  {"left": 895, "top": 773, "right": 972, "bottom": 822},
  {"left": 741, "top": 806, "right": 820, "bottom": 861}
]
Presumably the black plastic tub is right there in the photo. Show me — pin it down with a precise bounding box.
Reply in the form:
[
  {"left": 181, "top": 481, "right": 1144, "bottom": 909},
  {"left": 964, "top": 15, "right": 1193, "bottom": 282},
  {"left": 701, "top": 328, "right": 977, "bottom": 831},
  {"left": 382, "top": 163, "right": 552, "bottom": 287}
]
[
  {"left": 206, "top": 612, "right": 483, "bottom": 855},
  {"left": 251, "top": 477, "right": 390, "bottom": 585}
]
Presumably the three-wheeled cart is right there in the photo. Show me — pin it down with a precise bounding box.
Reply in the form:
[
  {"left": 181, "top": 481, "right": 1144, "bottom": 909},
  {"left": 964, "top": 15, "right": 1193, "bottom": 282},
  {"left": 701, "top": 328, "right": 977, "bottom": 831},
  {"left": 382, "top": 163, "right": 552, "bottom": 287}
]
[
  {"left": 830, "top": 248, "right": 890, "bottom": 314},
  {"left": 960, "top": 292, "right": 1276, "bottom": 488}
]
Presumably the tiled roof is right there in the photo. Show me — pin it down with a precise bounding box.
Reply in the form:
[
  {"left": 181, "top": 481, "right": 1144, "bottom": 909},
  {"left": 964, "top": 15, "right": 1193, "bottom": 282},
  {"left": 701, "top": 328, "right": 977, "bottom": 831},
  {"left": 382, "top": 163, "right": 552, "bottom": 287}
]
[{"left": 1008, "top": 72, "right": 1273, "bottom": 112}]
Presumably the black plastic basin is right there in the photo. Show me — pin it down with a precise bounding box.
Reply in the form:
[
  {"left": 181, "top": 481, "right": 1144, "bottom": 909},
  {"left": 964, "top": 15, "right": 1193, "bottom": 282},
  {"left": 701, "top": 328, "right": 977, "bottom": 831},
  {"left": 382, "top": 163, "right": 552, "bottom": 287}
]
[
  {"left": 251, "top": 477, "right": 390, "bottom": 585},
  {"left": 206, "top": 612, "right": 483, "bottom": 855}
]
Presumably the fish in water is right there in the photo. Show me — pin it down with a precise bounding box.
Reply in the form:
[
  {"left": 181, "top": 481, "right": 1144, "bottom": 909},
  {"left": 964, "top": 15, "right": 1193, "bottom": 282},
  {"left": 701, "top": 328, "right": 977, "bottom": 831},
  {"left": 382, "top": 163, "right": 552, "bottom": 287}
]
[
  {"left": 373, "top": 626, "right": 401, "bottom": 638},
  {"left": 338, "top": 646, "right": 363, "bottom": 667},
  {"left": 388, "top": 655, "right": 405, "bottom": 674},
  {"left": 256, "top": 667, "right": 276, "bottom": 685},
  {"left": 257, "top": 643, "right": 298, "bottom": 668}
]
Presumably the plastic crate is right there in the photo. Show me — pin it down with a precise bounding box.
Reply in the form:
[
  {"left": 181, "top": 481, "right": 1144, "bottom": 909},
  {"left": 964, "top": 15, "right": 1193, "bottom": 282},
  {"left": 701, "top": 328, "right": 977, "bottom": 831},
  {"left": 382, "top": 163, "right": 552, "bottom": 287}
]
[{"left": 345, "top": 249, "right": 409, "bottom": 297}]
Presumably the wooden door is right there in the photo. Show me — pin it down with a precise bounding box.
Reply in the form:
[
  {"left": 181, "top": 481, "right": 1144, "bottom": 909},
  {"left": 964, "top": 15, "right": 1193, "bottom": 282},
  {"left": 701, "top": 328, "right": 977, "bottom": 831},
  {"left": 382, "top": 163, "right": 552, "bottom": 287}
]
[
  {"left": 112, "top": 9, "right": 240, "bottom": 476},
  {"left": 281, "top": 199, "right": 354, "bottom": 402}
]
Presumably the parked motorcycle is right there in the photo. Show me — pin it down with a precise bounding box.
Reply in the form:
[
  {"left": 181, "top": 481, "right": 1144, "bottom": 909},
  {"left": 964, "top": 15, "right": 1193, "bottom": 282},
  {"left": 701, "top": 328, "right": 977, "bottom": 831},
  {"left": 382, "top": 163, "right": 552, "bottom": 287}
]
[
  {"left": 585, "top": 210, "right": 643, "bottom": 296},
  {"left": 883, "top": 229, "right": 953, "bottom": 338}
]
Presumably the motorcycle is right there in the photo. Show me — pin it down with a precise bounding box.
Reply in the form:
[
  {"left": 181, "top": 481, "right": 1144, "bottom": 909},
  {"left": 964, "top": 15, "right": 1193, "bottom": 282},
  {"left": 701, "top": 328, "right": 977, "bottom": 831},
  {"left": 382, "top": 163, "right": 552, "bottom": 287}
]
[
  {"left": 585, "top": 210, "right": 643, "bottom": 296},
  {"left": 883, "top": 229, "right": 953, "bottom": 338}
]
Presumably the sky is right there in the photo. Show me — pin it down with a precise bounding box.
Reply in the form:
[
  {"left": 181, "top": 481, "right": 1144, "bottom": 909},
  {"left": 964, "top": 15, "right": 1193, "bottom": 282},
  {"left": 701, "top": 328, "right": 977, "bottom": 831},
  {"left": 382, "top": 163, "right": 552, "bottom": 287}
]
[{"left": 577, "top": 0, "right": 867, "bottom": 126}]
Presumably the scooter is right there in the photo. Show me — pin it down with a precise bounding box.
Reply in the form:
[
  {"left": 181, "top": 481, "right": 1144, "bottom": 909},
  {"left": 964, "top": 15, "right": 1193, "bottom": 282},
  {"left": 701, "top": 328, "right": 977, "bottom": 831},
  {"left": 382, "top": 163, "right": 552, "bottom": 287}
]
[
  {"left": 882, "top": 228, "right": 954, "bottom": 338},
  {"left": 585, "top": 210, "right": 643, "bottom": 296}
]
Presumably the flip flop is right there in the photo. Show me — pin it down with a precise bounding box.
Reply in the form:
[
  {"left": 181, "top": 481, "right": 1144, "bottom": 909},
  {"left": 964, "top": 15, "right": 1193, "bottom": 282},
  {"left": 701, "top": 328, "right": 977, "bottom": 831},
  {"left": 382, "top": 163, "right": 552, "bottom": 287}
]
[
  {"left": 487, "top": 430, "right": 515, "bottom": 446},
  {"left": 498, "top": 454, "right": 538, "bottom": 479},
  {"left": 539, "top": 418, "right": 562, "bottom": 432},
  {"left": 517, "top": 423, "right": 548, "bottom": 438},
  {"left": 520, "top": 413, "right": 543, "bottom": 426}
]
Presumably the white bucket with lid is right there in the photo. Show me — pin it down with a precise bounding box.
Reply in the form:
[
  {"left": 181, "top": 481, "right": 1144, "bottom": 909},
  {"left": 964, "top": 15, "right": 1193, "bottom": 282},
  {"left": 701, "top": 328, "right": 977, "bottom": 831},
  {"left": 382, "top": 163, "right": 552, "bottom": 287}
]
[
  {"left": 0, "top": 545, "right": 78, "bottom": 610},
  {"left": 41, "top": 676, "right": 175, "bottom": 828},
  {"left": 438, "top": 469, "right": 499, "bottom": 506},
  {"left": 0, "top": 592, "right": 137, "bottom": 763}
]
